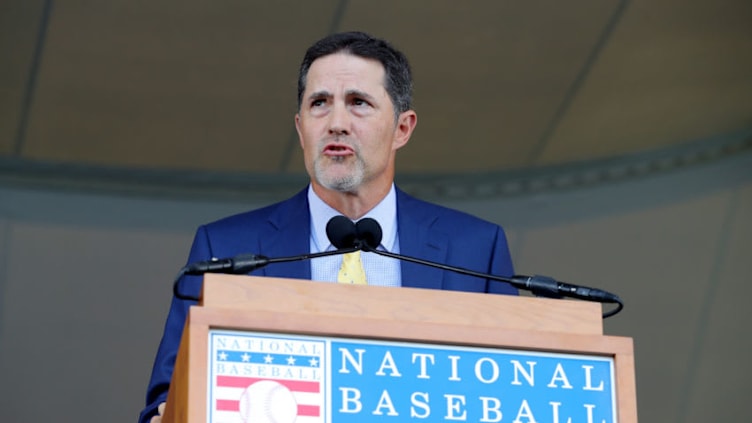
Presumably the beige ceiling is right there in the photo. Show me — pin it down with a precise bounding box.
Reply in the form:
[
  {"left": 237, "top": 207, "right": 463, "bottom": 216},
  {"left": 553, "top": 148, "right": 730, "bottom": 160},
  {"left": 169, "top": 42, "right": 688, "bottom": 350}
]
[{"left": 1, "top": 0, "right": 751, "bottom": 184}]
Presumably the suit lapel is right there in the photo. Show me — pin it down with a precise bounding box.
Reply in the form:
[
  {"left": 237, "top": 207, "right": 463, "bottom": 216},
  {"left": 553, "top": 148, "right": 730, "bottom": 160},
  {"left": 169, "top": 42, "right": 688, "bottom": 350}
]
[
  {"left": 255, "top": 188, "right": 448, "bottom": 286},
  {"left": 259, "top": 189, "right": 312, "bottom": 280},
  {"left": 397, "top": 189, "right": 448, "bottom": 290}
]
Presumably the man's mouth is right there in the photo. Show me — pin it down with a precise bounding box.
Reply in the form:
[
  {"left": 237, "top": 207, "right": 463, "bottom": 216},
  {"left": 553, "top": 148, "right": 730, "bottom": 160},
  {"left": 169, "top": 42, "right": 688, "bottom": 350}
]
[{"left": 323, "top": 143, "right": 355, "bottom": 157}]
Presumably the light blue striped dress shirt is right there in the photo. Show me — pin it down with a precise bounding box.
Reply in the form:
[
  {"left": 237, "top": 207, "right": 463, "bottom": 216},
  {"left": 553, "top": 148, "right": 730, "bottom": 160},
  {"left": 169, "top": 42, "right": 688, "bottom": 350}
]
[{"left": 308, "top": 185, "right": 402, "bottom": 287}]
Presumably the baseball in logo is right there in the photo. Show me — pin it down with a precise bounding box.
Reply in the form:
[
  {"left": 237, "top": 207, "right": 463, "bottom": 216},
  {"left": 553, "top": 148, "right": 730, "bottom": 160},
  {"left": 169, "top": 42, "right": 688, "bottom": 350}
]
[{"left": 239, "top": 380, "right": 298, "bottom": 423}]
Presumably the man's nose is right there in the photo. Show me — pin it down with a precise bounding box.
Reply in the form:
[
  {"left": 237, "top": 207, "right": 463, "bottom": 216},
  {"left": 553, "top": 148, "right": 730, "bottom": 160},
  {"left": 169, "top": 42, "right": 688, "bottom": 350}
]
[{"left": 328, "top": 103, "right": 350, "bottom": 135}]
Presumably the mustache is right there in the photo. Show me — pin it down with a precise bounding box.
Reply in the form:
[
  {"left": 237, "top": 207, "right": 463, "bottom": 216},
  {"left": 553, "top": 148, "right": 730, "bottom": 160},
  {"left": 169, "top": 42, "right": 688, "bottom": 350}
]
[{"left": 323, "top": 134, "right": 353, "bottom": 143}]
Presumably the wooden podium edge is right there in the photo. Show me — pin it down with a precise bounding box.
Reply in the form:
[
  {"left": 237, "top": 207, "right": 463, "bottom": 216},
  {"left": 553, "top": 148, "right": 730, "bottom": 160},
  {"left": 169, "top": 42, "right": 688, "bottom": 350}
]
[
  {"left": 201, "top": 274, "right": 605, "bottom": 335},
  {"left": 162, "top": 314, "right": 209, "bottom": 423}
]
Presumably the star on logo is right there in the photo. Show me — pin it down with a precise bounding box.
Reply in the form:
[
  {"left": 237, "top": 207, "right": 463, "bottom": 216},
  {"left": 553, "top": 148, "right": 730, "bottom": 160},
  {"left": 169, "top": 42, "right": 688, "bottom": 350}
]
[
  {"left": 264, "top": 354, "right": 274, "bottom": 364},
  {"left": 241, "top": 353, "right": 251, "bottom": 362},
  {"left": 286, "top": 356, "right": 297, "bottom": 365},
  {"left": 309, "top": 357, "right": 319, "bottom": 367},
  {"left": 218, "top": 351, "right": 228, "bottom": 361}
]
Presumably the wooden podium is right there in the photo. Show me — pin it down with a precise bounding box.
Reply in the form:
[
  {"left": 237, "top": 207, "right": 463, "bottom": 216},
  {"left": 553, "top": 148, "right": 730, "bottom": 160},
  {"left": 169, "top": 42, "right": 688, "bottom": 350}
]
[{"left": 163, "top": 274, "right": 637, "bottom": 422}]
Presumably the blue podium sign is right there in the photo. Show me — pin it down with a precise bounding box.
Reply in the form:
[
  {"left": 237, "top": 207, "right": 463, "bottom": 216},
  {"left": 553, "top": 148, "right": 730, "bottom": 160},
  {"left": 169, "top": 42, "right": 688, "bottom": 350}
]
[{"left": 207, "top": 329, "right": 616, "bottom": 423}]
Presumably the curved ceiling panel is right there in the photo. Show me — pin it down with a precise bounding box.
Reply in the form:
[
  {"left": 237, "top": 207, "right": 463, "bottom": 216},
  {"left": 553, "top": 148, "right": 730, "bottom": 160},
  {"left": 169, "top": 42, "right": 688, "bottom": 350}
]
[{"left": 1, "top": 0, "right": 750, "bottom": 196}]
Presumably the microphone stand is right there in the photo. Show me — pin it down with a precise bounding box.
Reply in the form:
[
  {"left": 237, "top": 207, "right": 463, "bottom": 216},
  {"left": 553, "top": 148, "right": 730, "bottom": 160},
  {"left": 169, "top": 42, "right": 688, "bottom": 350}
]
[
  {"left": 362, "top": 246, "right": 624, "bottom": 318},
  {"left": 173, "top": 215, "right": 624, "bottom": 318},
  {"left": 172, "top": 247, "right": 359, "bottom": 302}
]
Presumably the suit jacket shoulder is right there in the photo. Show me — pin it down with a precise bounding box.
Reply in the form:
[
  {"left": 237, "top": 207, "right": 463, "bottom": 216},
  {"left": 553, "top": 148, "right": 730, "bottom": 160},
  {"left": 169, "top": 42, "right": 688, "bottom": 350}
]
[
  {"left": 188, "top": 188, "right": 312, "bottom": 282},
  {"left": 396, "top": 187, "right": 516, "bottom": 294}
]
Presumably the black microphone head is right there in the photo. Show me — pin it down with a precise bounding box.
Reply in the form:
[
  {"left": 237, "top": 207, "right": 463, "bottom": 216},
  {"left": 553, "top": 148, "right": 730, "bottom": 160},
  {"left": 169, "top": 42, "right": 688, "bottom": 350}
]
[
  {"left": 355, "top": 218, "right": 382, "bottom": 250},
  {"left": 326, "top": 216, "right": 357, "bottom": 249}
]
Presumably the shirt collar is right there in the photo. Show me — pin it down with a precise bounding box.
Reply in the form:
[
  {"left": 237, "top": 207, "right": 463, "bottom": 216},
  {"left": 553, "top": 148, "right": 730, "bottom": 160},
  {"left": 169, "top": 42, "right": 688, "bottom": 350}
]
[{"left": 308, "top": 184, "right": 398, "bottom": 252}]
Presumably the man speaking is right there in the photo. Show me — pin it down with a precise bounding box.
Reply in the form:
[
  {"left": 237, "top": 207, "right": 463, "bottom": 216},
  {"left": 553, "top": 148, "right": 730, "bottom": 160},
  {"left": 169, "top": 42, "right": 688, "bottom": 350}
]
[{"left": 140, "top": 31, "right": 517, "bottom": 423}]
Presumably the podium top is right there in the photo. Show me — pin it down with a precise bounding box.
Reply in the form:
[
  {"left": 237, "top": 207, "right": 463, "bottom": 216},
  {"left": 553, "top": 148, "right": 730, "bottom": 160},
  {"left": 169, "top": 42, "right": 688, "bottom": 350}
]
[{"left": 200, "top": 274, "right": 603, "bottom": 336}]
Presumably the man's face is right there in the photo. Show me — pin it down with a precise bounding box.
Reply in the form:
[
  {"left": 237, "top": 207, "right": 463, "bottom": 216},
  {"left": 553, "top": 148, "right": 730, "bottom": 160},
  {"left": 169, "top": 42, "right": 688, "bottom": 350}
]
[{"left": 295, "top": 53, "right": 411, "bottom": 194}]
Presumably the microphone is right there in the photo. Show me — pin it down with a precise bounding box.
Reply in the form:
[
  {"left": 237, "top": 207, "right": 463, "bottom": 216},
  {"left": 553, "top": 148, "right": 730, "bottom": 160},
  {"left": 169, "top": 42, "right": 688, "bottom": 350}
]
[
  {"left": 325, "top": 215, "right": 358, "bottom": 248},
  {"left": 356, "top": 218, "right": 382, "bottom": 250},
  {"left": 325, "top": 215, "right": 383, "bottom": 250}
]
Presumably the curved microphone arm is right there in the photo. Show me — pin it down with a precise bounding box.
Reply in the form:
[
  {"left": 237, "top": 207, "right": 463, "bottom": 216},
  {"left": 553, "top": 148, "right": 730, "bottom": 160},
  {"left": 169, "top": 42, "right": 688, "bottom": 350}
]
[
  {"left": 362, "top": 246, "right": 624, "bottom": 318},
  {"left": 172, "top": 247, "right": 359, "bottom": 302}
]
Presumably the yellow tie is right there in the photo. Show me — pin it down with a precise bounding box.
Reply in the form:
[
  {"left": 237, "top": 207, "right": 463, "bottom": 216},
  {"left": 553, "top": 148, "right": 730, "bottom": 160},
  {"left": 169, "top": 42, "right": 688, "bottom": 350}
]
[{"left": 338, "top": 251, "right": 367, "bottom": 285}]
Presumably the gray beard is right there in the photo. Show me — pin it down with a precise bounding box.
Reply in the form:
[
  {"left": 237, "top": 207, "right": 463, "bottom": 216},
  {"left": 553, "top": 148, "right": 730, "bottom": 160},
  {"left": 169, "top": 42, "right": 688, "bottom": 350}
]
[{"left": 314, "top": 156, "right": 366, "bottom": 193}]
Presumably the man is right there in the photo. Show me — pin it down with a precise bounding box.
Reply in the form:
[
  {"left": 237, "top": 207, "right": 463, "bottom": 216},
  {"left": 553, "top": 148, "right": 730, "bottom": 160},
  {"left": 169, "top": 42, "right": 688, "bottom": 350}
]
[{"left": 139, "top": 31, "right": 516, "bottom": 423}]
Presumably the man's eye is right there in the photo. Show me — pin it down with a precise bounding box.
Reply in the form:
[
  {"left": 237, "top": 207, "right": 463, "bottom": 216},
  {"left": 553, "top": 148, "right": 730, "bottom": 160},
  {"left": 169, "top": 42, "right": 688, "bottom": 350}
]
[
  {"left": 352, "top": 98, "right": 368, "bottom": 106},
  {"left": 311, "top": 99, "right": 326, "bottom": 107}
]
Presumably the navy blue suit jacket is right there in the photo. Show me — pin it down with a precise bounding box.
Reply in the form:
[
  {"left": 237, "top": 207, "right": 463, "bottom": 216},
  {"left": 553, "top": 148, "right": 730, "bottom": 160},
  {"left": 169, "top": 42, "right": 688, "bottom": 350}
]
[{"left": 139, "top": 187, "right": 516, "bottom": 422}]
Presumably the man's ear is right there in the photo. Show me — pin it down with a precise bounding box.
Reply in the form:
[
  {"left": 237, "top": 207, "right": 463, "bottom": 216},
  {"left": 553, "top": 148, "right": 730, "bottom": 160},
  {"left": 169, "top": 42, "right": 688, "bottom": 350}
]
[
  {"left": 393, "top": 110, "right": 417, "bottom": 150},
  {"left": 294, "top": 113, "right": 303, "bottom": 148}
]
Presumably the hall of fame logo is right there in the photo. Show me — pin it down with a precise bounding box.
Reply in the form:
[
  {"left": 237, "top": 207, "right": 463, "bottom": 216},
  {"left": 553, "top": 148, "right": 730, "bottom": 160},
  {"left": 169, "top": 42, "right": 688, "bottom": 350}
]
[
  {"left": 208, "top": 330, "right": 616, "bottom": 423},
  {"left": 208, "top": 331, "right": 326, "bottom": 423}
]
